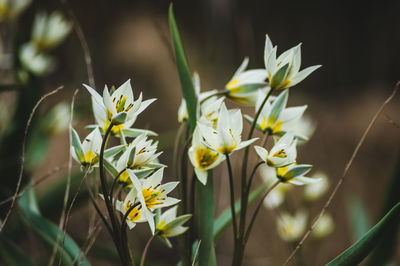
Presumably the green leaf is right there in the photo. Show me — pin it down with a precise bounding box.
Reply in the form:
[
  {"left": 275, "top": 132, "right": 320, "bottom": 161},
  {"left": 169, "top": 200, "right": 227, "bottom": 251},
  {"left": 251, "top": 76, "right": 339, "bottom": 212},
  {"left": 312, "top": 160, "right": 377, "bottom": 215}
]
[
  {"left": 368, "top": 146, "right": 400, "bottom": 266},
  {"left": 326, "top": 201, "right": 400, "bottom": 266},
  {"left": 0, "top": 235, "right": 35, "bottom": 266},
  {"left": 196, "top": 171, "right": 216, "bottom": 266},
  {"left": 169, "top": 4, "right": 198, "bottom": 132},
  {"left": 18, "top": 186, "right": 90, "bottom": 266},
  {"left": 213, "top": 183, "right": 268, "bottom": 240},
  {"left": 347, "top": 196, "right": 370, "bottom": 241}
]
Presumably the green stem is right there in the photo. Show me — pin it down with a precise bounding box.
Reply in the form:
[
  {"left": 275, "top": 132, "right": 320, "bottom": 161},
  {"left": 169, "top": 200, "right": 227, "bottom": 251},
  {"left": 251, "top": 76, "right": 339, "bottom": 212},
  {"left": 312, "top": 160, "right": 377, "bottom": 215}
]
[
  {"left": 246, "top": 161, "right": 265, "bottom": 192},
  {"left": 140, "top": 231, "right": 160, "bottom": 266},
  {"left": 235, "top": 88, "right": 274, "bottom": 265},
  {"left": 226, "top": 154, "right": 238, "bottom": 238},
  {"left": 199, "top": 90, "right": 227, "bottom": 105}
]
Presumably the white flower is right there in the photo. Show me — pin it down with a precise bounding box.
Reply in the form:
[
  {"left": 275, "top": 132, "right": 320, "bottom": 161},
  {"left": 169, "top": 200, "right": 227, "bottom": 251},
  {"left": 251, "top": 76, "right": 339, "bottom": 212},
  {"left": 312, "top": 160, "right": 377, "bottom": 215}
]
[
  {"left": 156, "top": 206, "right": 191, "bottom": 246},
  {"left": 304, "top": 171, "right": 329, "bottom": 202},
  {"left": 19, "top": 43, "right": 54, "bottom": 76},
  {"left": 259, "top": 165, "right": 291, "bottom": 209},
  {"left": 70, "top": 127, "right": 102, "bottom": 167},
  {"left": 225, "top": 57, "right": 268, "bottom": 105},
  {"left": 276, "top": 210, "right": 308, "bottom": 242},
  {"left": 115, "top": 187, "right": 153, "bottom": 230},
  {"left": 198, "top": 103, "right": 257, "bottom": 155},
  {"left": 32, "top": 11, "right": 72, "bottom": 51},
  {"left": 0, "top": 0, "right": 31, "bottom": 22},
  {"left": 246, "top": 89, "right": 307, "bottom": 138},
  {"left": 311, "top": 213, "right": 334, "bottom": 240},
  {"left": 264, "top": 34, "right": 321, "bottom": 90},
  {"left": 43, "top": 102, "right": 70, "bottom": 135},
  {"left": 188, "top": 127, "right": 225, "bottom": 185},
  {"left": 85, "top": 79, "right": 156, "bottom": 131},
  {"left": 254, "top": 132, "right": 297, "bottom": 168},
  {"left": 276, "top": 163, "right": 320, "bottom": 185}
]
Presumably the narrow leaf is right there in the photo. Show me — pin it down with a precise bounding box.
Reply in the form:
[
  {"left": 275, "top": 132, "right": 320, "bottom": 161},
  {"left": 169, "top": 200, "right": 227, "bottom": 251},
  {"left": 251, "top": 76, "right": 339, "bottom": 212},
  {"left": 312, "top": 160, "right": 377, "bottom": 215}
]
[
  {"left": 169, "top": 4, "right": 198, "bottom": 132},
  {"left": 197, "top": 171, "right": 216, "bottom": 266},
  {"left": 0, "top": 235, "right": 35, "bottom": 266},
  {"left": 347, "top": 196, "right": 370, "bottom": 241},
  {"left": 326, "top": 202, "right": 400, "bottom": 266}
]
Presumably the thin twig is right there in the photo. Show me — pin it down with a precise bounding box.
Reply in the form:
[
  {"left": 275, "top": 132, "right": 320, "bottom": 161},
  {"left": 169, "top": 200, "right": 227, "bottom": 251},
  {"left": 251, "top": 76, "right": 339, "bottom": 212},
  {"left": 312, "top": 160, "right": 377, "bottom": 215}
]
[
  {"left": 61, "top": 0, "right": 96, "bottom": 88},
  {"left": 140, "top": 231, "right": 160, "bottom": 266},
  {"left": 283, "top": 82, "right": 400, "bottom": 266},
  {"left": 0, "top": 86, "right": 64, "bottom": 233},
  {"left": 192, "top": 240, "right": 202, "bottom": 266}
]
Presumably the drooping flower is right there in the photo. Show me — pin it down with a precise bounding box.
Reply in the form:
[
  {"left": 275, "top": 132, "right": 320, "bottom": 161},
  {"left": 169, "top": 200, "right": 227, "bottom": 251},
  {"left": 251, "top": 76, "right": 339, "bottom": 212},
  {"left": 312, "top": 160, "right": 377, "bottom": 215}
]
[
  {"left": 70, "top": 127, "right": 102, "bottom": 167},
  {"left": 85, "top": 79, "right": 156, "bottom": 133},
  {"left": 259, "top": 165, "right": 291, "bottom": 209},
  {"left": 246, "top": 89, "right": 307, "bottom": 138},
  {"left": 198, "top": 103, "right": 257, "bottom": 155},
  {"left": 0, "top": 0, "right": 31, "bottom": 22},
  {"left": 31, "top": 11, "right": 72, "bottom": 51},
  {"left": 276, "top": 210, "right": 308, "bottom": 242},
  {"left": 19, "top": 43, "right": 54, "bottom": 76},
  {"left": 188, "top": 127, "right": 225, "bottom": 185},
  {"left": 254, "top": 132, "right": 297, "bottom": 168},
  {"left": 225, "top": 57, "right": 268, "bottom": 105},
  {"left": 264, "top": 34, "right": 321, "bottom": 90},
  {"left": 155, "top": 206, "right": 191, "bottom": 247}
]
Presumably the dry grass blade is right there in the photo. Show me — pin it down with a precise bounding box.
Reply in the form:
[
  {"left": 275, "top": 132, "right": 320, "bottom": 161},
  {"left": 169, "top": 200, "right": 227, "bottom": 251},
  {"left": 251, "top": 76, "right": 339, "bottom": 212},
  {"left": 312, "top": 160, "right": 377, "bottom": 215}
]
[
  {"left": 0, "top": 86, "right": 64, "bottom": 233},
  {"left": 283, "top": 82, "right": 400, "bottom": 266}
]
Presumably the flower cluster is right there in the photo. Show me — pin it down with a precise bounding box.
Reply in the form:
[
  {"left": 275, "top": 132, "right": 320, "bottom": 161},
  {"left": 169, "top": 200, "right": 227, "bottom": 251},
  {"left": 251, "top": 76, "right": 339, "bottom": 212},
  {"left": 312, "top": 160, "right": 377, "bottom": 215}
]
[{"left": 71, "top": 80, "right": 190, "bottom": 241}]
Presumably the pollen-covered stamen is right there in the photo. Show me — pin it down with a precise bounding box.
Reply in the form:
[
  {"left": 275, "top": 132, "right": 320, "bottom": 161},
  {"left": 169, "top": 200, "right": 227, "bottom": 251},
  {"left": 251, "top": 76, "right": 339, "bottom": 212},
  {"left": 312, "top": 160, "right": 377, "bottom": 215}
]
[
  {"left": 125, "top": 200, "right": 142, "bottom": 222},
  {"left": 273, "top": 149, "right": 287, "bottom": 158},
  {"left": 195, "top": 148, "right": 219, "bottom": 169},
  {"left": 142, "top": 185, "right": 164, "bottom": 208},
  {"left": 116, "top": 95, "right": 127, "bottom": 113},
  {"left": 125, "top": 103, "right": 134, "bottom": 112}
]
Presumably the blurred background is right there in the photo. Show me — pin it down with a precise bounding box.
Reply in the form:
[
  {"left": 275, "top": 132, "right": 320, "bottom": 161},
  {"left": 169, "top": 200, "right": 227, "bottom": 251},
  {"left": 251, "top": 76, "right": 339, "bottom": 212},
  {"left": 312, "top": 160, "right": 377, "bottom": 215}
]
[{"left": 1, "top": 0, "right": 400, "bottom": 265}]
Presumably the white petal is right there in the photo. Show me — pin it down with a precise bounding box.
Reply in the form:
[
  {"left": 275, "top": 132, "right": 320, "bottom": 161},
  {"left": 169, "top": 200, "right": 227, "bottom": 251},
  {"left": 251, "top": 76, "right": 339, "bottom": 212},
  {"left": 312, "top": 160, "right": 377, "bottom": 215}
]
[
  {"left": 194, "top": 168, "right": 208, "bottom": 185},
  {"left": 290, "top": 65, "right": 322, "bottom": 87},
  {"left": 254, "top": 145, "right": 268, "bottom": 161}
]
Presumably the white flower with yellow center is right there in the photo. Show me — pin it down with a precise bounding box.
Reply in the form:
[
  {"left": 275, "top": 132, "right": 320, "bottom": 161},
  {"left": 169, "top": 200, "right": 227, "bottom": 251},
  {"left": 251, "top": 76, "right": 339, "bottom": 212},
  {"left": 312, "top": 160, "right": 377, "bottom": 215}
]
[
  {"left": 259, "top": 165, "right": 291, "bottom": 209},
  {"left": 276, "top": 163, "right": 320, "bottom": 185},
  {"left": 85, "top": 79, "right": 156, "bottom": 133},
  {"left": 225, "top": 57, "right": 268, "bottom": 105},
  {"left": 188, "top": 127, "right": 225, "bottom": 185},
  {"left": 115, "top": 187, "right": 152, "bottom": 230},
  {"left": 155, "top": 206, "right": 191, "bottom": 246},
  {"left": 276, "top": 210, "right": 308, "bottom": 242},
  {"left": 115, "top": 134, "right": 162, "bottom": 185},
  {"left": 70, "top": 128, "right": 102, "bottom": 167},
  {"left": 246, "top": 89, "right": 307, "bottom": 138},
  {"left": 254, "top": 132, "right": 297, "bottom": 168},
  {"left": 0, "top": 0, "right": 31, "bottom": 22},
  {"left": 31, "top": 11, "right": 72, "bottom": 51},
  {"left": 304, "top": 171, "right": 329, "bottom": 202},
  {"left": 264, "top": 34, "right": 321, "bottom": 90},
  {"left": 197, "top": 103, "right": 258, "bottom": 155}
]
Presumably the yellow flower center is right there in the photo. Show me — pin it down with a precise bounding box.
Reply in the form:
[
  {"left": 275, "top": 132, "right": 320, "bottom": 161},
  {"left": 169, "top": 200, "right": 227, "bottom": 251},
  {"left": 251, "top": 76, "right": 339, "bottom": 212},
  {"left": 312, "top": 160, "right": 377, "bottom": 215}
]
[
  {"left": 125, "top": 201, "right": 141, "bottom": 222},
  {"left": 84, "top": 151, "right": 96, "bottom": 163},
  {"left": 195, "top": 148, "right": 219, "bottom": 169},
  {"left": 226, "top": 78, "right": 239, "bottom": 90},
  {"left": 142, "top": 186, "right": 163, "bottom": 209},
  {"left": 272, "top": 149, "right": 287, "bottom": 158},
  {"left": 103, "top": 120, "right": 124, "bottom": 135},
  {"left": 118, "top": 170, "right": 132, "bottom": 187}
]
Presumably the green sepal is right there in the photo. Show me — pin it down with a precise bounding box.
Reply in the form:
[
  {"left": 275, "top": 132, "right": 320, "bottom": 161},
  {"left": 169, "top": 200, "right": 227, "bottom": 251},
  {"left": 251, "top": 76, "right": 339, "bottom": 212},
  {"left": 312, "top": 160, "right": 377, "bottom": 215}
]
[
  {"left": 270, "top": 63, "right": 289, "bottom": 89},
  {"left": 71, "top": 128, "right": 85, "bottom": 163},
  {"left": 122, "top": 128, "right": 158, "bottom": 138},
  {"left": 111, "top": 112, "right": 127, "bottom": 125}
]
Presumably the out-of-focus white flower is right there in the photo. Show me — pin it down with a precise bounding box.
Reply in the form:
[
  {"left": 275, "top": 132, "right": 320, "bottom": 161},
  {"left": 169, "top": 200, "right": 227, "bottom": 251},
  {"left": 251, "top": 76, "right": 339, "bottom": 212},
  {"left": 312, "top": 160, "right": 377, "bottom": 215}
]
[
  {"left": 293, "top": 114, "right": 317, "bottom": 143},
  {"left": 19, "top": 43, "right": 54, "bottom": 76},
  {"left": 276, "top": 163, "right": 320, "bottom": 185},
  {"left": 246, "top": 89, "right": 307, "bottom": 139},
  {"left": 85, "top": 79, "right": 156, "bottom": 132},
  {"left": 198, "top": 103, "right": 257, "bottom": 155},
  {"left": 70, "top": 128, "right": 102, "bottom": 167},
  {"left": 225, "top": 57, "right": 268, "bottom": 105},
  {"left": 311, "top": 213, "right": 334, "bottom": 240},
  {"left": 0, "top": 0, "right": 31, "bottom": 22},
  {"left": 264, "top": 35, "right": 321, "bottom": 90},
  {"left": 43, "top": 102, "right": 70, "bottom": 135},
  {"left": 156, "top": 206, "right": 191, "bottom": 246},
  {"left": 304, "top": 171, "right": 329, "bottom": 202},
  {"left": 276, "top": 210, "right": 308, "bottom": 242},
  {"left": 254, "top": 132, "right": 297, "bottom": 168},
  {"left": 259, "top": 165, "right": 291, "bottom": 208},
  {"left": 32, "top": 11, "right": 72, "bottom": 51},
  {"left": 188, "top": 127, "right": 225, "bottom": 185}
]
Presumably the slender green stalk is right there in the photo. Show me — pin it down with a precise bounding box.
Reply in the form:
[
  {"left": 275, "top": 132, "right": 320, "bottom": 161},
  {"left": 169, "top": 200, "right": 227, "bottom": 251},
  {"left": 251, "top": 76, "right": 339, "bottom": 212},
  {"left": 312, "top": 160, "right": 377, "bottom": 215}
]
[
  {"left": 226, "top": 154, "right": 238, "bottom": 238},
  {"left": 140, "top": 231, "right": 160, "bottom": 266},
  {"left": 199, "top": 90, "right": 227, "bottom": 105},
  {"left": 244, "top": 180, "right": 279, "bottom": 243},
  {"left": 234, "top": 88, "right": 274, "bottom": 265},
  {"left": 246, "top": 161, "right": 265, "bottom": 192},
  {"left": 108, "top": 168, "right": 127, "bottom": 202},
  {"left": 120, "top": 201, "right": 142, "bottom": 265}
]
